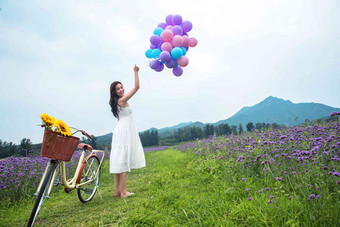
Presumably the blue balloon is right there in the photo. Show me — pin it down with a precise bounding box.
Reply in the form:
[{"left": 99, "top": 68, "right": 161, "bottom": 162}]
[
  {"left": 145, "top": 49, "right": 153, "bottom": 59},
  {"left": 180, "top": 47, "right": 187, "bottom": 56},
  {"left": 151, "top": 49, "right": 161, "bottom": 58},
  {"left": 153, "top": 27, "right": 164, "bottom": 36},
  {"left": 171, "top": 47, "right": 183, "bottom": 60}
]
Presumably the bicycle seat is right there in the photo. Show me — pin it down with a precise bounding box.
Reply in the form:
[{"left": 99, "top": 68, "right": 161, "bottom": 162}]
[{"left": 78, "top": 143, "right": 93, "bottom": 151}]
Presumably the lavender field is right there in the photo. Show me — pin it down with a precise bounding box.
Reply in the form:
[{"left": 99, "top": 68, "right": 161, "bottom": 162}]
[{"left": 178, "top": 120, "right": 340, "bottom": 225}]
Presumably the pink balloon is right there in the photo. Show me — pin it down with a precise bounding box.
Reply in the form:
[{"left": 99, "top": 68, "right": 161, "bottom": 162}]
[
  {"left": 182, "top": 35, "right": 189, "bottom": 47},
  {"left": 189, "top": 37, "right": 198, "bottom": 47},
  {"left": 165, "top": 25, "right": 173, "bottom": 30},
  {"left": 177, "top": 56, "right": 189, "bottom": 67},
  {"left": 161, "top": 42, "right": 173, "bottom": 52},
  {"left": 160, "top": 29, "right": 173, "bottom": 42},
  {"left": 172, "top": 35, "right": 183, "bottom": 47}
]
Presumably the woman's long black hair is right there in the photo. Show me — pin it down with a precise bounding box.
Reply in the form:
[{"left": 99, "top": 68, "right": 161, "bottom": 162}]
[{"left": 109, "top": 81, "right": 122, "bottom": 118}]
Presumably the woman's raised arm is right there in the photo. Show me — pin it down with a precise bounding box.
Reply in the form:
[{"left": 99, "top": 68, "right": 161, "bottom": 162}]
[{"left": 118, "top": 64, "right": 140, "bottom": 106}]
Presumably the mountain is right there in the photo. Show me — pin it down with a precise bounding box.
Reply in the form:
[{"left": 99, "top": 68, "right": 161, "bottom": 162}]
[
  {"left": 215, "top": 96, "right": 340, "bottom": 127},
  {"left": 97, "top": 96, "right": 340, "bottom": 141}
]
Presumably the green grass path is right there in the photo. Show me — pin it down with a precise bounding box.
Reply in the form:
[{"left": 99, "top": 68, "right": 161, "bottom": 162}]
[{"left": 2, "top": 148, "right": 224, "bottom": 226}]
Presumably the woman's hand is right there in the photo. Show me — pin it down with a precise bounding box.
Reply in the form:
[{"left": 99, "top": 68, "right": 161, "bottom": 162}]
[{"left": 134, "top": 64, "right": 139, "bottom": 73}]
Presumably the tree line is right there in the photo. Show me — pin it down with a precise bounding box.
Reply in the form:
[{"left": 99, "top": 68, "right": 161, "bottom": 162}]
[{"left": 139, "top": 122, "right": 285, "bottom": 147}]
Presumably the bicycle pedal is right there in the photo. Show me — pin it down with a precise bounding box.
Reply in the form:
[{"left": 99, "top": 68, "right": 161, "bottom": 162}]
[
  {"left": 84, "top": 188, "right": 93, "bottom": 194},
  {"left": 54, "top": 179, "right": 60, "bottom": 186}
]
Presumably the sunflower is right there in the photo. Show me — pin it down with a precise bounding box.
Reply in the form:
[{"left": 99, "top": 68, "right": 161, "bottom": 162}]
[
  {"left": 40, "top": 113, "right": 56, "bottom": 128},
  {"left": 54, "top": 119, "right": 72, "bottom": 136}
]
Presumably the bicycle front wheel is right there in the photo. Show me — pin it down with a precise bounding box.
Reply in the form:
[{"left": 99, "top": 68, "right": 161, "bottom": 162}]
[
  {"left": 77, "top": 155, "right": 101, "bottom": 203},
  {"left": 27, "top": 160, "right": 58, "bottom": 227}
]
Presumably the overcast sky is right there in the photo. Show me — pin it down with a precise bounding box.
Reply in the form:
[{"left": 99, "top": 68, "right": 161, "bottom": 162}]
[{"left": 1, "top": 0, "right": 340, "bottom": 144}]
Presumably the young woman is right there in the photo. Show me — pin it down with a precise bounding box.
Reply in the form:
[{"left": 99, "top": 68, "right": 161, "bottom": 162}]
[{"left": 109, "top": 64, "right": 146, "bottom": 198}]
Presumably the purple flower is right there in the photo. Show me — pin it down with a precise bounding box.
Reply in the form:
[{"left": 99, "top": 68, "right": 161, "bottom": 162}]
[
  {"left": 265, "top": 187, "right": 270, "bottom": 191},
  {"left": 289, "top": 196, "right": 292, "bottom": 200},
  {"left": 309, "top": 194, "right": 316, "bottom": 199},
  {"left": 248, "top": 197, "right": 252, "bottom": 201},
  {"left": 316, "top": 195, "right": 321, "bottom": 198},
  {"left": 242, "top": 178, "right": 245, "bottom": 182},
  {"left": 245, "top": 188, "right": 249, "bottom": 191},
  {"left": 270, "top": 195, "right": 274, "bottom": 199},
  {"left": 258, "top": 190, "right": 262, "bottom": 194},
  {"left": 268, "top": 200, "right": 272, "bottom": 204},
  {"left": 276, "top": 177, "right": 282, "bottom": 181}
]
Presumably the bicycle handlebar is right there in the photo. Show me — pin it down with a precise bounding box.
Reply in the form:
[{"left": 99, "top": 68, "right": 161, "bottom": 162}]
[{"left": 39, "top": 125, "right": 92, "bottom": 140}]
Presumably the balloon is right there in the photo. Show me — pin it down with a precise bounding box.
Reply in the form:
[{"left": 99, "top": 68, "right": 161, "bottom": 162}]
[
  {"left": 145, "top": 49, "right": 153, "bottom": 58},
  {"left": 171, "top": 35, "right": 183, "bottom": 47},
  {"left": 150, "top": 35, "right": 161, "bottom": 46},
  {"left": 150, "top": 60, "right": 160, "bottom": 69},
  {"left": 158, "top": 22, "right": 167, "bottom": 29},
  {"left": 146, "top": 15, "right": 197, "bottom": 75},
  {"left": 181, "top": 21, "right": 193, "bottom": 33},
  {"left": 182, "top": 35, "right": 189, "bottom": 47},
  {"left": 160, "top": 29, "right": 173, "bottom": 42},
  {"left": 171, "top": 47, "right": 183, "bottom": 59},
  {"left": 161, "top": 42, "right": 173, "bottom": 52},
  {"left": 165, "top": 15, "right": 173, "bottom": 25},
  {"left": 173, "top": 66, "right": 183, "bottom": 76},
  {"left": 160, "top": 51, "right": 171, "bottom": 62},
  {"left": 151, "top": 48, "right": 161, "bottom": 58},
  {"left": 171, "top": 25, "right": 183, "bottom": 36},
  {"left": 177, "top": 56, "right": 189, "bottom": 67},
  {"left": 172, "top": 15, "right": 183, "bottom": 25},
  {"left": 165, "top": 58, "right": 176, "bottom": 68},
  {"left": 189, "top": 37, "right": 198, "bottom": 47},
  {"left": 180, "top": 47, "right": 187, "bottom": 56},
  {"left": 155, "top": 63, "right": 164, "bottom": 72},
  {"left": 153, "top": 27, "right": 164, "bottom": 36}
]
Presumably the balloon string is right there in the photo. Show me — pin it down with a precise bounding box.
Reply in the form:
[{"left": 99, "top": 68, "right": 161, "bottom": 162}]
[{"left": 139, "top": 63, "right": 151, "bottom": 84}]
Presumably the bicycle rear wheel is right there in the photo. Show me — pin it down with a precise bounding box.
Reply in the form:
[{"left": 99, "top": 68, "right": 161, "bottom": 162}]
[
  {"left": 27, "top": 160, "right": 58, "bottom": 227},
  {"left": 77, "top": 155, "right": 101, "bottom": 203}
]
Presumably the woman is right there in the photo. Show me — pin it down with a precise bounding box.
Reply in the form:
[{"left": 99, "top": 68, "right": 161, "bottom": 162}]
[{"left": 109, "top": 64, "right": 146, "bottom": 198}]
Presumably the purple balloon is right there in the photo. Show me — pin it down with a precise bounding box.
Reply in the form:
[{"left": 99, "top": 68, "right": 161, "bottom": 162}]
[
  {"left": 150, "top": 44, "right": 157, "bottom": 49},
  {"left": 155, "top": 63, "right": 164, "bottom": 72},
  {"left": 181, "top": 21, "right": 193, "bottom": 33},
  {"left": 165, "top": 58, "right": 176, "bottom": 68},
  {"left": 150, "top": 60, "right": 160, "bottom": 69},
  {"left": 150, "top": 36, "right": 161, "bottom": 46},
  {"left": 184, "top": 46, "right": 189, "bottom": 51},
  {"left": 160, "top": 51, "right": 171, "bottom": 63},
  {"left": 158, "top": 22, "right": 167, "bottom": 29},
  {"left": 172, "top": 15, "right": 183, "bottom": 25},
  {"left": 165, "top": 15, "right": 173, "bottom": 25},
  {"left": 150, "top": 35, "right": 161, "bottom": 46},
  {"left": 173, "top": 66, "right": 183, "bottom": 76},
  {"left": 171, "top": 25, "right": 183, "bottom": 36}
]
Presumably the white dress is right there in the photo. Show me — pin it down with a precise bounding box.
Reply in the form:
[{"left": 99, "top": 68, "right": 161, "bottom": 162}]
[{"left": 110, "top": 105, "right": 146, "bottom": 173}]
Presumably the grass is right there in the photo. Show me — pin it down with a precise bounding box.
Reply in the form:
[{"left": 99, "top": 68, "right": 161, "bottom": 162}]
[{"left": 0, "top": 147, "right": 337, "bottom": 226}]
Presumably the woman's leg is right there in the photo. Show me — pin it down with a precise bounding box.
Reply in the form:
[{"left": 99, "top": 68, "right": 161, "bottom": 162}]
[
  {"left": 114, "top": 174, "right": 121, "bottom": 197},
  {"left": 120, "top": 172, "right": 133, "bottom": 198}
]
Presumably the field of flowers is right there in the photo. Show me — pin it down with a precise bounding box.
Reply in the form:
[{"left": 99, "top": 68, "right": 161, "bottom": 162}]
[
  {"left": 179, "top": 120, "right": 339, "bottom": 225},
  {"left": 0, "top": 146, "right": 170, "bottom": 206},
  {"left": 0, "top": 150, "right": 109, "bottom": 205}
]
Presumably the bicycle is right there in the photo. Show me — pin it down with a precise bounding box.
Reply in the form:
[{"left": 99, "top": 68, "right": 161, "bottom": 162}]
[{"left": 27, "top": 128, "right": 105, "bottom": 227}]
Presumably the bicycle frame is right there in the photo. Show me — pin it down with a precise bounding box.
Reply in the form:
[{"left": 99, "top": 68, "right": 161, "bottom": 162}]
[
  {"left": 61, "top": 149, "right": 105, "bottom": 189},
  {"left": 35, "top": 149, "right": 105, "bottom": 196}
]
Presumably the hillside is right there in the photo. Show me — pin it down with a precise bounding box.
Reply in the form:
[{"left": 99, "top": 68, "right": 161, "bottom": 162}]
[{"left": 96, "top": 96, "right": 340, "bottom": 141}]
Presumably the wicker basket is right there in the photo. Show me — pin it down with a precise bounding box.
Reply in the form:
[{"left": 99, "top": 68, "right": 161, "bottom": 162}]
[{"left": 40, "top": 130, "right": 80, "bottom": 161}]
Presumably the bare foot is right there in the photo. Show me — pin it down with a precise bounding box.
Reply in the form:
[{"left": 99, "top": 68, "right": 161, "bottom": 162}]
[
  {"left": 120, "top": 192, "right": 134, "bottom": 198},
  {"left": 114, "top": 192, "right": 121, "bottom": 197}
]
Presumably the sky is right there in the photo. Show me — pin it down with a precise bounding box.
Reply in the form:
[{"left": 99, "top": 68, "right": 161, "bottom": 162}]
[{"left": 1, "top": 0, "right": 340, "bottom": 144}]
